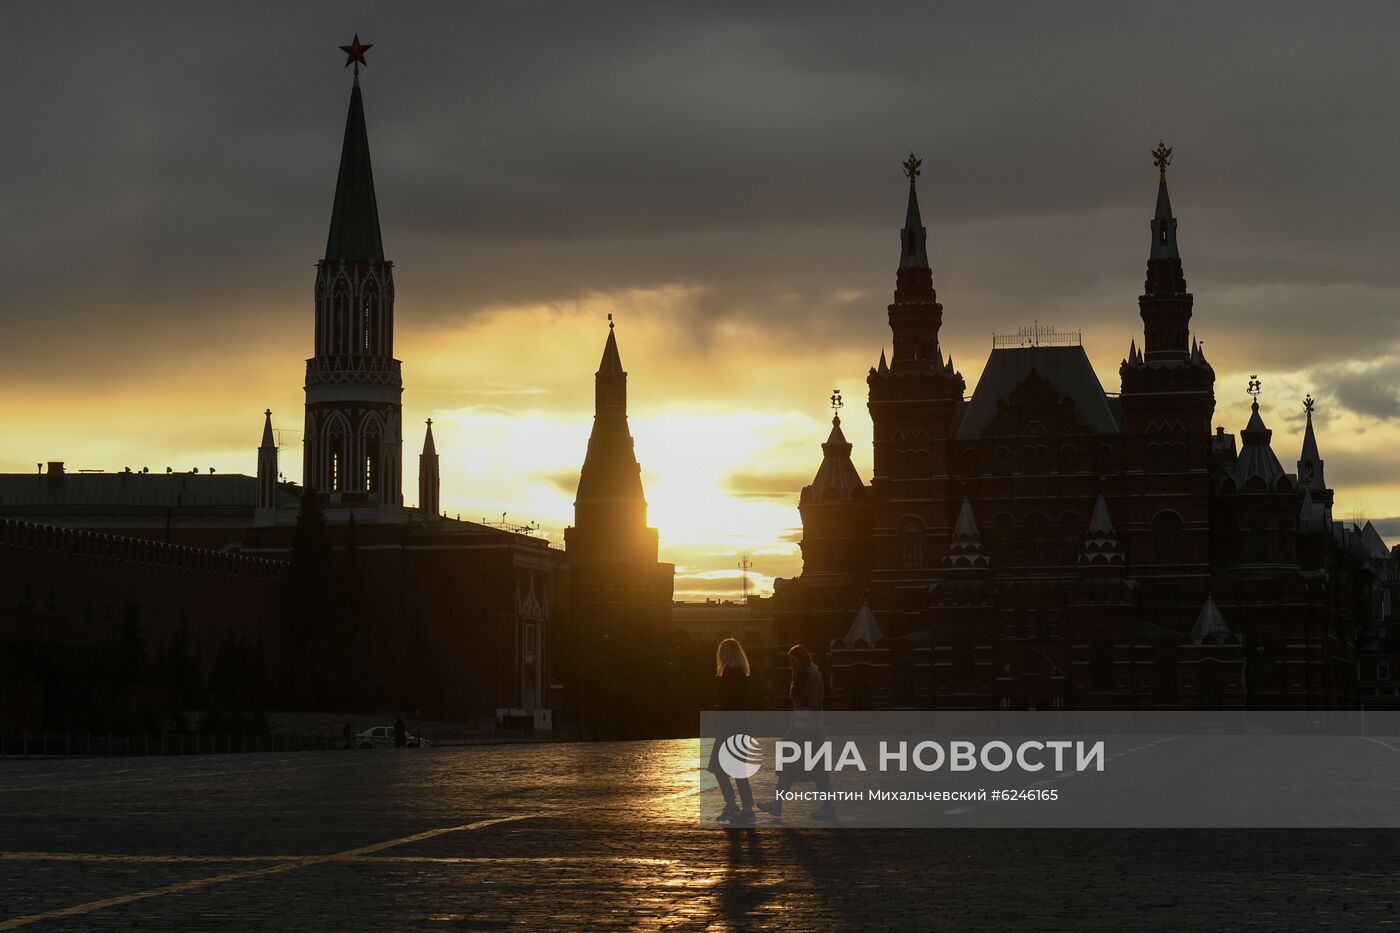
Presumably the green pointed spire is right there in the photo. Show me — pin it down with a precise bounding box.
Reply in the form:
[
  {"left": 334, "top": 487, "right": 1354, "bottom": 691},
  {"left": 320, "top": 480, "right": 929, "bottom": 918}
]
[{"left": 325, "top": 81, "right": 384, "bottom": 262}]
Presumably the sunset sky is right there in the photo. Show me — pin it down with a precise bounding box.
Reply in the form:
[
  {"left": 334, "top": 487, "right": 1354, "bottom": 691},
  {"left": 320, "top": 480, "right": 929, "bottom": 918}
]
[{"left": 6, "top": 4, "right": 1400, "bottom": 599}]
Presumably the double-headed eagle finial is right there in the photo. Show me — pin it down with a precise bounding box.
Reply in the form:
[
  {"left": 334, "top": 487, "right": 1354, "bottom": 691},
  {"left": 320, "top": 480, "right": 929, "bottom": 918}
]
[
  {"left": 1152, "top": 140, "right": 1173, "bottom": 178},
  {"left": 903, "top": 152, "right": 922, "bottom": 187}
]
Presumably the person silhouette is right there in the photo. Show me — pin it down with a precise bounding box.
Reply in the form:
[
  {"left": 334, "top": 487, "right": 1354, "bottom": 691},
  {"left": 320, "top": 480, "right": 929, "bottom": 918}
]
[
  {"left": 759, "top": 644, "right": 836, "bottom": 821},
  {"left": 707, "top": 638, "right": 755, "bottom": 825}
]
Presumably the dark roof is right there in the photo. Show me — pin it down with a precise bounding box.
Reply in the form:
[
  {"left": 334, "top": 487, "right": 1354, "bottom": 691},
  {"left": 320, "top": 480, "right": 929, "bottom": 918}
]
[
  {"left": 598, "top": 325, "right": 624, "bottom": 375},
  {"left": 807, "top": 416, "right": 864, "bottom": 499},
  {"left": 324, "top": 82, "right": 385, "bottom": 263},
  {"left": 900, "top": 183, "right": 928, "bottom": 269},
  {"left": 957, "top": 345, "right": 1119, "bottom": 438},
  {"left": 1152, "top": 176, "right": 1178, "bottom": 260},
  {"left": 1230, "top": 401, "right": 1287, "bottom": 490},
  {"left": 0, "top": 472, "right": 300, "bottom": 510}
]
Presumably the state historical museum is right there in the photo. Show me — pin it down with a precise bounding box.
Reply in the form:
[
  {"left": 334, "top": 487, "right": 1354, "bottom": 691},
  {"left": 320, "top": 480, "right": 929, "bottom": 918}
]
[{"left": 773, "top": 147, "right": 1396, "bottom": 711}]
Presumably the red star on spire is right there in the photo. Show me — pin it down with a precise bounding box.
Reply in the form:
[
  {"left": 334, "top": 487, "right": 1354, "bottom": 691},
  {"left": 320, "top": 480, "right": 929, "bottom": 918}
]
[{"left": 340, "top": 34, "right": 372, "bottom": 70}]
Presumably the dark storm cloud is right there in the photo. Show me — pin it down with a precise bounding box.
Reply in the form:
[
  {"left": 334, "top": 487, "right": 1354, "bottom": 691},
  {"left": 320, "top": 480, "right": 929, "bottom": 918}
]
[
  {"left": 1327, "top": 357, "right": 1400, "bottom": 422},
  {"left": 6, "top": 2, "right": 1400, "bottom": 386}
]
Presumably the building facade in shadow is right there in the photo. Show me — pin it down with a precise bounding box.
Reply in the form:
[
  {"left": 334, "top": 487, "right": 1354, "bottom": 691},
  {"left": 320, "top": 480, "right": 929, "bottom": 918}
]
[
  {"left": 560, "top": 321, "right": 678, "bottom": 737},
  {"left": 0, "top": 55, "right": 562, "bottom": 732},
  {"left": 775, "top": 148, "right": 1398, "bottom": 711}
]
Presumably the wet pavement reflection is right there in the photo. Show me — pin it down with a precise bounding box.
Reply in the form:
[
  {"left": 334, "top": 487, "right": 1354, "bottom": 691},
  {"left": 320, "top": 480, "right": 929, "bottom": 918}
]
[{"left": 3, "top": 740, "right": 1400, "bottom": 929}]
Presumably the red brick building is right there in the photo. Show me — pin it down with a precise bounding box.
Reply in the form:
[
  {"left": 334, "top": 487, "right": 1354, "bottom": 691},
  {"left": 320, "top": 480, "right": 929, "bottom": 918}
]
[
  {"left": 775, "top": 148, "right": 1384, "bottom": 710},
  {"left": 0, "top": 63, "right": 564, "bottom": 729}
]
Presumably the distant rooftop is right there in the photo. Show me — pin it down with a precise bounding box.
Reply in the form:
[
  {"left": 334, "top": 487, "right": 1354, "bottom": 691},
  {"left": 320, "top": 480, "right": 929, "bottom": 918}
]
[{"left": 0, "top": 467, "right": 300, "bottom": 510}]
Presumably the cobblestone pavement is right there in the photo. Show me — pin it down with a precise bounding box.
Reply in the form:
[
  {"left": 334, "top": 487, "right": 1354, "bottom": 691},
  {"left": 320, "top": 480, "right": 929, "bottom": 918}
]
[{"left": 3, "top": 741, "right": 1400, "bottom": 930}]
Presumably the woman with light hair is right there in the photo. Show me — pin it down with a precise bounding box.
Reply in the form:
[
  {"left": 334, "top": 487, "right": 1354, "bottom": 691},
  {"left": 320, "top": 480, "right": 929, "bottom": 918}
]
[
  {"left": 708, "top": 637, "right": 754, "bottom": 823},
  {"left": 758, "top": 644, "right": 836, "bottom": 821}
]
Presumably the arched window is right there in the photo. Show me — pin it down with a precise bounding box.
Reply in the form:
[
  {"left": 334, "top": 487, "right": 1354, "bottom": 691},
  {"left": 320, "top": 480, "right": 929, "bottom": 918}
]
[
  {"left": 1026, "top": 513, "right": 1050, "bottom": 564},
  {"left": 1152, "top": 511, "right": 1183, "bottom": 564},
  {"left": 1020, "top": 445, "right": 1050, "bottom": 475},
  {"left": 1089, "top": 638, "right": 1113, "bottom": 691},
  {"left": 1379, "top": 662, "right": 1392, "bottom": 682},
  {"left": 900, "top": 517, "right": 924, "bottom": 569},
  {"left": 1249, "top": 523, "right": 1268, "bottom": 563},
  {"left": 992, "top": 446, "right": 1011, "bottom": 475},
  {"left": 990, "top": 515, "right": 1013, "bottom": 566},
  {"left": 1248, "top": 641, "right": 1276, "bottom": 691},
  {"left": 330, "top": 447, "right": 342, "bottom": 491},
  {"left": 961, "top": 447, "right": 978, "bottom": 476},
  {"left": 954, "top": 640, "right": 974, "bottom": 689},
  {"left": 1094, "top": 443, "right": 1113, "bottom": 475},
  {"left": 1059, "top": 444, "right": 1080, "bottom": 474},
  {"left": 364, "top": 428, "right": 381, "bottom": 493},
  {"left": 362, "top": 290, "right": 376, "bottom": 354},
  {"left": 332, "top": 285, "right": 350, "bottom": 355},
  {"left": 1171, "top": 442, "right": 1190, "bottom": 472},
  {"left": 1059, "top": 513, "right": 1082, "bottom": 566},
  {"left": 1278, "top": 518, "right": 1295, "bottom": 562}
]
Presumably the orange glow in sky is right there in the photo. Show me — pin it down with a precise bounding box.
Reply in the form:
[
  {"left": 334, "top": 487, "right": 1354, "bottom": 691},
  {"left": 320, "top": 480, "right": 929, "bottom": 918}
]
[{"left": 5, "top": 280, "right": 1396, "bottom": 601}]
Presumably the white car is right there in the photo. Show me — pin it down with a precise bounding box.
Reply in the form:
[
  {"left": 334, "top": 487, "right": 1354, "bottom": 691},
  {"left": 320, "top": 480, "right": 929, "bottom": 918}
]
[{"left": 354, "top": 725, "right": 430, "bottom": 749}]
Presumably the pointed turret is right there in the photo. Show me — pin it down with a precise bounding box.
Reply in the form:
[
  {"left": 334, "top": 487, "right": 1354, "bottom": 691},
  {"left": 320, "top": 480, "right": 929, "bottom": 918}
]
[
  {"left": 808, "top": 414, "right": 866, "bottom": 500},
  {"left": 798, "top": 396, "right": 872, "bottom": 578},
  {"left": 1298, "top": 394, "right": 1328, "bottom": 497},
  {"left": 1150, "top": 165, "right": 1179, "bottom": 262},
  {"left": 565, "top": 317, "right": 674, "bottom": 626},
  {"left": 599, "top": 323, "right": 623, "bottom": 374},
  {"left": 1139, "top": 142, "right": 1193, "bottom": 362},
  {"left": 418, "top": 419, "right": 440, "bottom": 520},
  {"left": 568, "top": 318, "right": 655, "bottom": 561},
  {"left": 900, "top": 168, "right": 929, "bottom": 270},
  {"left": 595, "top": 314, "right": 627, "bottom": 415},
  {"left": 1299, "top": 490, "right": 1328, "bottom": 533},
  {"left": 1231, "top": 395, "right": 1286, "bottom": 491},
  {"left": 886, "top": 152, "right": 943, "bottom": 366},
  {"left": 1190, "top": 594, "right": 1237, "bottom": 645},
  {"left": 1080, "top": 495, "right": 1125, "bottom": 570},
  {"left": 943, "top": 500, "right": 989, "bottom": 571},
  {"left": 842, "top": 601, "right": 885, "bottom": 648},
  {"left": 255, "top": 409, "right": 278, "bottom": 521},
  {"left": 325, "top": 78, "right": 384, "bottom": 262}
]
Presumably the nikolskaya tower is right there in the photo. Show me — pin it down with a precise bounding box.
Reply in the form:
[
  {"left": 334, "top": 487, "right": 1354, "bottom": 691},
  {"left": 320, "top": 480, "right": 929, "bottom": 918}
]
[{"left": 302, "top": 35, "right": 403, "bottom": 513}]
